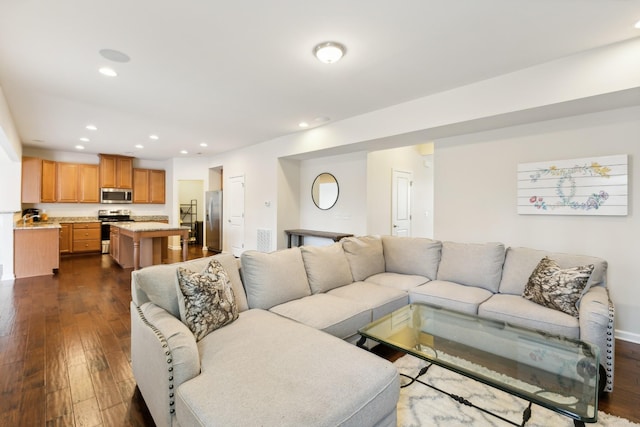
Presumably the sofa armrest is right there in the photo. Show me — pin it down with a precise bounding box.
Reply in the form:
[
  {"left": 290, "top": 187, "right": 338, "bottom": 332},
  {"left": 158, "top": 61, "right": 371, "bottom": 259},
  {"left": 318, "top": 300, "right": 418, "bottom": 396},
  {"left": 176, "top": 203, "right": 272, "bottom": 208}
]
[
  {"left": 579, "top": 286, "right": 615, "bottom": 392},
  {"left": 131, "top": 301, "right": 200, "bottom": 427}
]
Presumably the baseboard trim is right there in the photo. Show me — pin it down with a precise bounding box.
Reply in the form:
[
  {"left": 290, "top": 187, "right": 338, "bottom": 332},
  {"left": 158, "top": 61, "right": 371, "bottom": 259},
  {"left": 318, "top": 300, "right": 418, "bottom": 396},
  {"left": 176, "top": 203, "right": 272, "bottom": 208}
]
[{"left": 615, "top": 329, "right": 640, "bottom": 344}]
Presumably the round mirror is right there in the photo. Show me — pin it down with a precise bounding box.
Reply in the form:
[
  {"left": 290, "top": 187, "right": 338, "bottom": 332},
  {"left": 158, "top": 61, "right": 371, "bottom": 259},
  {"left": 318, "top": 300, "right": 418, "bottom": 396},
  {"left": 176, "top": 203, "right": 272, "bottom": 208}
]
[{"left": 311, "top": 173, "right": 339, "bottom": 210}]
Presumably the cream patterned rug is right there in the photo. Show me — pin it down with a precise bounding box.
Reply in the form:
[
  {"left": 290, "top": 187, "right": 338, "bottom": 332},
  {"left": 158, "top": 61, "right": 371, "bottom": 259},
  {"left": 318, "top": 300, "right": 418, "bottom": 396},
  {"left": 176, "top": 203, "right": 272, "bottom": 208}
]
[{"left": 395, "top": 355, "right": 637, "bottom": 427}]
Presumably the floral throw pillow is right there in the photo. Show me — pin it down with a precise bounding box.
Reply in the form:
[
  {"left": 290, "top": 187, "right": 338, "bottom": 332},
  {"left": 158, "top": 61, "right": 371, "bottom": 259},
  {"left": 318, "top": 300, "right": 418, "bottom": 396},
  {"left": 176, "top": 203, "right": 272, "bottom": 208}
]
[
  {"left": 523, "top": 256, "right": 594, "bottom": 318},
  {"left": 176, "top": 259, "right": 239, "bottom": 341}
]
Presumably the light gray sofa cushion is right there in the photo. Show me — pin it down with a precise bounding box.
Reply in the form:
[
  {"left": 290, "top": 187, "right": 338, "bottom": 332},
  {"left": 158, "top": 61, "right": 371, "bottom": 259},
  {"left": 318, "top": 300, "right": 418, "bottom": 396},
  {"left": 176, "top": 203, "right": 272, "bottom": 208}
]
[
  {"left": 176, "top": 309, "right": 399, "bottom": 427},
  {"left": 436, "top": 241, "right": 506, "bottom": 293},
  {"left": 499, "top": 246, "right": 608, "bottom": 295},
  {"left": 478, "top": 294, "right": 579, "bottom": 339},
  {"left": 382, "top": 235, "right": 442, "bottom": 279},
  {"left": 241, "top": 248, "right": 311, "bottom": 310},
  {"left": 409, "top": 280, "right": 494, "bottom": 314},
  {"left": 342, "top": 235, "right": 385, "bottom": 281},
  {"left": 328, "top": 281, "right": 409, "bottom": 320},
  {"left": 301, "top": 243, "right": 353, "bottom": 294},
  {"left": 270, "top": 293, "right": 371, "bottom": 340},
  {"left": 365, "top": 272, "right": 430, "bottom": 291},
  {"left": 131, "top": 253, "right": 248, "bottom": 318}
]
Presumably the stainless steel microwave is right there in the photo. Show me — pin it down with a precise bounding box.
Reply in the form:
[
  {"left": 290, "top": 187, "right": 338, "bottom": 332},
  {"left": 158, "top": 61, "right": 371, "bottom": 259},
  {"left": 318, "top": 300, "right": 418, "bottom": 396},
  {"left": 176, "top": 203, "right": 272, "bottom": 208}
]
[{"left": 101, "top": 188, "right": 133, "bottom": 204}]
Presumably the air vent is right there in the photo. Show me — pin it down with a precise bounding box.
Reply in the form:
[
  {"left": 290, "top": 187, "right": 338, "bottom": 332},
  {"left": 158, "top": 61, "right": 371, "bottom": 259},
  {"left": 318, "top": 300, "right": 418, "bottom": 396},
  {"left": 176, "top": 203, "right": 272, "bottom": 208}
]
[{"left": 256, "top": 229, "right": 272, "bottom": 252}]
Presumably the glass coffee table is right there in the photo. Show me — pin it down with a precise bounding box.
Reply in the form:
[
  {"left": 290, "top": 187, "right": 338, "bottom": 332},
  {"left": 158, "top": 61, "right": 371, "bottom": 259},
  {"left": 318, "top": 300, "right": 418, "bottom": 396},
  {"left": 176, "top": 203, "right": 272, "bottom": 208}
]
[{"left": 358, "top": 303, "right": 599, "bottom": 426}]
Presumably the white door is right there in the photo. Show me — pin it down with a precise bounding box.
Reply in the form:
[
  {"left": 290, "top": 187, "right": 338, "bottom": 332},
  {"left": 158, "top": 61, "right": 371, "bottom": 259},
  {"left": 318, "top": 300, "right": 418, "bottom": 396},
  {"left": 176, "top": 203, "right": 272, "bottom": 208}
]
[
  {"left": 392, "top": 169, "right": 412, "bottom": 237},
  {"left": 228, "top": 175, "right": 245, "bottom": 257}
]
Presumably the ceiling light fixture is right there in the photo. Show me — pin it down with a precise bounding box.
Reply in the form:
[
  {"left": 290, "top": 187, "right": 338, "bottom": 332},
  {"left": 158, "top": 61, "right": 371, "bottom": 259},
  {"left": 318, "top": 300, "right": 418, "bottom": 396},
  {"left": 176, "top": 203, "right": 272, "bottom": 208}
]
[
  {"left": 298, "top": 122, "right": 309, "bottom": 128},
  {"left": 180, "top": 150, "right": 188, "bottom": 154},
  {"left": 135, "top": 144, "right": 144, "bottom": 149},
  {"left": 149, "top": 134, "right": 159, "bottom": 140},
  {"left": 86, "top": 124, "right": 97, "bottom": 131},
  {"left": 635, "top": 19, "right": 640, "bottom": 29},
  {"left": 99, "top": 48, "right": 131, "bottom": 63},
  {"left": 99, "top": 67, "right": 118, "bottom": 77},
  {"left": 314, "top": 42, "right": 346, "bottom": 64},
  {"left": 75, "top": 145, "right": 85, "bottom": 150},
  {"left": 199, "top": 142, "right": 208, "bottom": 147},
  {"left": 79, "top": 137, "right": 90, "bottom": 142}
]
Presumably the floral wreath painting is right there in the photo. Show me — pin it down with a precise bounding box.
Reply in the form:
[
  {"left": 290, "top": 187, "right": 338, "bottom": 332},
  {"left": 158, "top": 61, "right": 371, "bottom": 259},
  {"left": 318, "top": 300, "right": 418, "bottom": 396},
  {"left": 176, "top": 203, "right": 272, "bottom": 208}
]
[{"left": 517, "top": 154, "right": 628, "bottom": 216}]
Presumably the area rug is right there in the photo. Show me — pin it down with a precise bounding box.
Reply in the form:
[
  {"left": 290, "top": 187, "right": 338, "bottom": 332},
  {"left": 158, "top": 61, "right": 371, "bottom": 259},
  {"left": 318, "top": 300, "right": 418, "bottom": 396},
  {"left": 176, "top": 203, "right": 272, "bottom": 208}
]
[{"left": 395, "top": 355, "right": 638, "bottom": 427}]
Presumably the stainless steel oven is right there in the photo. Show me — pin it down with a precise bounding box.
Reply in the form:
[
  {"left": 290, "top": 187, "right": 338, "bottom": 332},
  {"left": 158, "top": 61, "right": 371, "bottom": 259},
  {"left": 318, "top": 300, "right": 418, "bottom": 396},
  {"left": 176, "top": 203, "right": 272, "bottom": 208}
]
[{"left": 98, "top": 209, "right": 134, "bottom": 254}]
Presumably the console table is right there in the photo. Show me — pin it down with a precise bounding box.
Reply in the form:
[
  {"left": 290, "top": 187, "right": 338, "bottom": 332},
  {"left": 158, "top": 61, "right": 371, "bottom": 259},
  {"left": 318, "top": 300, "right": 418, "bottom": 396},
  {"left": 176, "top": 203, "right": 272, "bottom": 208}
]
[{"left": 284, "top": 229, "right": 353, "bottom": 248}]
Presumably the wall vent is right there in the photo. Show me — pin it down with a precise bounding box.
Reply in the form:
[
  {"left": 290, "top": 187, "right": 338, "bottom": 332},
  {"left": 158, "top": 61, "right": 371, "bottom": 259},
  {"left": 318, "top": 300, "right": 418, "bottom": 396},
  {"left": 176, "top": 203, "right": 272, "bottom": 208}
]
[{"left": 256, "top": 229, "right": 272, "bottom": 252}]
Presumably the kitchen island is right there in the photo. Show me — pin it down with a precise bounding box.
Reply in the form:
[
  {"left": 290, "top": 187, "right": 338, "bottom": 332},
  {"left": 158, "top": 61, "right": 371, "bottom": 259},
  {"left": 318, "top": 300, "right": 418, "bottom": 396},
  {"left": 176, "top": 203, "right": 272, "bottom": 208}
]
[
  {"left": 110, "top": 222, "right": 190, "bottom": 270},
  {"left": 14, "top": 223, "right": 61, "bottom": 278}
]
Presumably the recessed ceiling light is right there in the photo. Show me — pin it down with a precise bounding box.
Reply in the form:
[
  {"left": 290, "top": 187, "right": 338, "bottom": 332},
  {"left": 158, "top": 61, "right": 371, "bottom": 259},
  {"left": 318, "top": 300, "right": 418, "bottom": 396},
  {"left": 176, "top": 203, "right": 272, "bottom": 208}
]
[
  {"left": 149, "top": 134, "right": 159, "bottom": 140},
  {"left": 86, "top": 124, "right": 97, "bottom": 131},
  {"left": 99, "top": 48, "right": 131, "bottom": 63},
  {"left": 79, "top": 137, "right": 90, "bottom": 142},
  {"left": 313, "top": 42, "right": 346, "bottom": 64},
  {"left": 635, "top": 19, "right": 640, "bottom": 29},
  {"left": 75, "top": 145, "right": 85, "bottom": 150},
  {"left": 135, "top": 144, "right": 144, "bottom": 149},
  {"left": 199, "top": 142, "right": 208, "bottom": 147},
  {"left": 180, "top": 150, "right": 188, "bottom": 154},
  {"left": 99, "top": 67, "right": 118, "bottom": 77},
  {"left": 298, "top": 122, "right": 309, "bottom": 128}
]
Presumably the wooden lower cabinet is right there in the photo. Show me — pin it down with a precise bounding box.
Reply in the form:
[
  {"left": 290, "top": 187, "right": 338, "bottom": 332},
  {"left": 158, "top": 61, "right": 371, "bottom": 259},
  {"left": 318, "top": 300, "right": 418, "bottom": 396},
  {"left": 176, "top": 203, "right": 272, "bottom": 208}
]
[
  {"left": 70, "top": 222, "right": 101, "bottom": 253},
  {"left": 59, "top": 223, "right": 72, "bottom": 254}
]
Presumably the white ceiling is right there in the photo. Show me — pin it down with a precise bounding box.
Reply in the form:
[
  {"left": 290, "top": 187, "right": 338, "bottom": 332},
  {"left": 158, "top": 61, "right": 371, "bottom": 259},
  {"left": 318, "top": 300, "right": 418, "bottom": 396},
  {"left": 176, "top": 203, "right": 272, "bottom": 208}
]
[{"left": 1, "top": 0, "right": 639, "bottom": 161}]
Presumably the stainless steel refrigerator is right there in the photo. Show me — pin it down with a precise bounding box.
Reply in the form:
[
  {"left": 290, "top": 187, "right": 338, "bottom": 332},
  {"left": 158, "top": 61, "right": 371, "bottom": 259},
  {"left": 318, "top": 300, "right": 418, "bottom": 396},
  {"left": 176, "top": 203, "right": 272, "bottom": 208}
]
[{"left": 205, "top": 191, "right": 223, "bottom": 252}]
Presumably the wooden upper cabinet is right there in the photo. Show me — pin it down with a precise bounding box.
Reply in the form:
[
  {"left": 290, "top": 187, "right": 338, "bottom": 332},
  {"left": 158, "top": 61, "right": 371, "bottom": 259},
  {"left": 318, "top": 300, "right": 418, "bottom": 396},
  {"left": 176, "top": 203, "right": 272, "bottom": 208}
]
[
  {"left": 79, "top": 164, "right": 100, "bottom": 203},
  {"left": 99, "top": 154, "right": 133, "bottom": 189},
  {"left": 133, "top": 168, "right": 165, "bottom": 204},
  {"left": 22, "top": 157, "right": 43, "bottom": 203},
  {"left": 133, "top": 168, "right": 149, "bottom": 203},
  {"left": 41, "top": 160, "right": 57, "bottom": 202},
  {"left": 149, "top": 169, "right": 166, "bottom": 204},
  {"left": 56, "top": 162, "right": 79, "bottom": 203}
]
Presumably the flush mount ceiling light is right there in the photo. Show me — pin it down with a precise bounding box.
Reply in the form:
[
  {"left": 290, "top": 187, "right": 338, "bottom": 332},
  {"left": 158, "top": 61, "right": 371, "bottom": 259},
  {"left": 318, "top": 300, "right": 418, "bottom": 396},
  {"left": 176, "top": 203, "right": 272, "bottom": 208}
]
[
  {"left": 79, "top": 137, "right": 90, "bottom": 142},
  {"left": 298, "top": 122, "right": 309, "bottom": 128},
  {"left": 313, "top": 42, "right": 346, "bottom": 64},
  {"left": 86, "top": 124, "right": 97, "bottom": 131},
  {"left": 99, "top": 48, "right": 131, "bottom": 63},
  {"left": 149, "top": 134, "right": 159, "bottom": 140}
]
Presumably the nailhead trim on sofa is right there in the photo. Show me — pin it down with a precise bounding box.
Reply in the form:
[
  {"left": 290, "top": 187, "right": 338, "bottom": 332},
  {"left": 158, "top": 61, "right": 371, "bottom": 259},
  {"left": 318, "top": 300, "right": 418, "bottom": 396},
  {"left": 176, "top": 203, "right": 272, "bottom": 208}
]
[{"left": 136, "top": 306, "right": 177, "bottom": 414}]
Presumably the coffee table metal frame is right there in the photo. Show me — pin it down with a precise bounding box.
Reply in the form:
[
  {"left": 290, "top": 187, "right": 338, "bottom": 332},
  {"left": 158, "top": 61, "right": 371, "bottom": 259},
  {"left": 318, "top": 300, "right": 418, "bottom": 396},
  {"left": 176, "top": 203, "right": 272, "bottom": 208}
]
[{"left": 357, "top": 303, "right": 599, "bottom": 427}]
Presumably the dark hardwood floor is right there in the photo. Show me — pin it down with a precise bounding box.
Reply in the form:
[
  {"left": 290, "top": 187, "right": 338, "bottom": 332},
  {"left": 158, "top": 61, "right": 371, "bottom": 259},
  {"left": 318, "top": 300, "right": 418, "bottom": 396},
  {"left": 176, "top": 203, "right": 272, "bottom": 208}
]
[{"left": 1, "top": 248, "right": 638, "bottom": 426}]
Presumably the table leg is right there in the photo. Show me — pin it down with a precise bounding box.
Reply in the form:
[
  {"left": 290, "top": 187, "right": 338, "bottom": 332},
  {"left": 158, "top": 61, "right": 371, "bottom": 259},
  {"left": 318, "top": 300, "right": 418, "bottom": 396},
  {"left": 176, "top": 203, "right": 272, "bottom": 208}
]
[
  {"left": 133, "top": 238, "right": 140, "bottom": 270},
  {"left": 182, "top": 232, "right": 188, "bottom": 262},
  {"left": 287, "top": 234, "right": 292, "bottom": 248}
]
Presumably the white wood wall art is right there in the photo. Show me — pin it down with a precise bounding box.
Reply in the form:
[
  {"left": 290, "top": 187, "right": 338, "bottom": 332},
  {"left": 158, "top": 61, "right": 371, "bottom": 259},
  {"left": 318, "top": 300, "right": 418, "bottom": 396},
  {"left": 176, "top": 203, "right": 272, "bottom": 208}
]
[{"left": 517, "top": 154, "right": 628, "bottom": 216}]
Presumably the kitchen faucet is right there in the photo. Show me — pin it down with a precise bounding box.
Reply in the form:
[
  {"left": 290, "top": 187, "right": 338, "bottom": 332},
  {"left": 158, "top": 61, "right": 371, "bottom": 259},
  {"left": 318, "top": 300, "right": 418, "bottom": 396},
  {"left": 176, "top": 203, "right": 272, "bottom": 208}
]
[{"left": 22, "top": 213, "right": 40, "bottom": 225}]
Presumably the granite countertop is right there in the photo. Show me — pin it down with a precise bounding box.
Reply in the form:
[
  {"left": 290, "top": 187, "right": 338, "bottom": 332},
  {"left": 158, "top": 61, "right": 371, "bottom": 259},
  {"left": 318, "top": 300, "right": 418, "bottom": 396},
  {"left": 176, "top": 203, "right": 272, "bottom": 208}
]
[
  {"left": 14, "top": 222, "right": 62, "bottom": 230},
  {"left": 112, "top": 221, "right": 188, "bottom": 232}
]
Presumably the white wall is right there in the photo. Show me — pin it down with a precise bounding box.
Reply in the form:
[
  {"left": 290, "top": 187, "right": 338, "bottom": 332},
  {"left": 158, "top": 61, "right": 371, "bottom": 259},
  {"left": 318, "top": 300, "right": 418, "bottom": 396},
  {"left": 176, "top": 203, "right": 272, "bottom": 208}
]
[
  {"left": 0, "top": 87, "right": 22, "bottom": 280},
  {"left": 433, "top": 106, "right": 640, "bottom": 341},
  {"left": 299, "top": 152, "right": 368, "bottom": 239},
  {"left": 367, "top": 145, "right": 434, "bottom": 237}
]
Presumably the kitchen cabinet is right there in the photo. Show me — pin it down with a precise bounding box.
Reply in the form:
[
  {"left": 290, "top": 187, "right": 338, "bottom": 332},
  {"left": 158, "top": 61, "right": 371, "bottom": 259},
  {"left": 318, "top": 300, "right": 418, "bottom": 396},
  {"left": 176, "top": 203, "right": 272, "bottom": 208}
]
[
  {"left": 100, "top": 154, "right": 133, "bottom": 189},
  {"left": 14, "top": 226, "right": 60, "bottom": 278},
  {"left": 132, "top": 168, "right": 149, "bottom": 203},
  {"left": 78, "top": 164, "right": 100, "bottom": 203},
  {"left": 59, "top": 223, "right": 72, "bottom": 254},
  {"left": 56, "top": 162, "right": 101, "bottom": 203},
  {"left": 133, "top": 168, "right": 166, "bottom": 204},
  {"left": 71, "top": 222, "right": 101, "bottom": 253},
  {"left": 41, "top": 160, "right": 58, "bottom": 202},
  {"left": 56, "top": 162, "right": 79, "bottom": 202},
  {"left": 21, "top": 157, "right": 57, "bottom": 203}
]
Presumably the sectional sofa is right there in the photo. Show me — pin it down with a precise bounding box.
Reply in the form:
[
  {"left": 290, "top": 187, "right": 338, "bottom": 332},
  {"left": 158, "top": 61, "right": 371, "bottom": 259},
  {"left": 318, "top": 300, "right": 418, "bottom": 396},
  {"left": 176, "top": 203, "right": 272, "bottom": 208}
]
[{"left": 130, "top": 235, "right": 615, "bottom": 427}]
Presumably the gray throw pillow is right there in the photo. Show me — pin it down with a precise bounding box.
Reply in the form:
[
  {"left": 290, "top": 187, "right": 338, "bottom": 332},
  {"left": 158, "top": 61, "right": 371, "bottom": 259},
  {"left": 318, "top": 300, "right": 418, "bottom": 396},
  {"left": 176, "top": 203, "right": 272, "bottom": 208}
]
[
  {"left": 522, "top": 257, "right": 594, "bottom": 318},
  {"left": 176, "top": 259, "right": 239, "bottom": 341}
]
